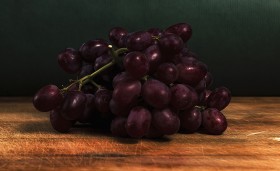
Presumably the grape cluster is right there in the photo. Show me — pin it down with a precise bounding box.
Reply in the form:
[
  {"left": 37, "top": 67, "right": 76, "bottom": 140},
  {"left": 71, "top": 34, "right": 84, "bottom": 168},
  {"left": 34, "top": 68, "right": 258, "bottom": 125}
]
[{"left": 33, "top": 23, "right": 231, "bottom": 138}]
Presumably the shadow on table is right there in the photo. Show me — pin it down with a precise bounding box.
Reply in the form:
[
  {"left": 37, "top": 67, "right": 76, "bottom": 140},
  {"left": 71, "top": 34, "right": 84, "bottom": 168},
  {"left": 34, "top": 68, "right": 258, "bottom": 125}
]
[
  {"left": 17, "top": 121, "right": 172, "bottom": 144},
  {"left": 17, "top": 121, "right": 55, "bottom": 134}
]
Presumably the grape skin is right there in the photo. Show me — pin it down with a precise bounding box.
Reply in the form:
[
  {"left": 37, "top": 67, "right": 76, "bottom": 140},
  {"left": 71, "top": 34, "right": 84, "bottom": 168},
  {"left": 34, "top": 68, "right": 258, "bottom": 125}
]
[
  {"left": 58, "top": 48, "right": 82, "bottom": 74},
  {"left": 123, "top": 52, "right": 149, "bottom": 79},
  {"left": 33, "top": 85, "right": 63, "bottom": 112},
  {"left": 202, "top": 108, "right": 227, "bottom": 135},
  {"left": 142, "top": 79, "right": 171, "bottom": 109},
  {"left": 152, "top": 108, "right": 180, "bottom": 135},
  {"left": 50, "top": 108, "right": 74, "bottom": 133},
  {"left": 126, "top": 106, "right": 152, "bottom": 138},
  {"left": 61, "top": 91, "right": 86, "bottom": 120}
]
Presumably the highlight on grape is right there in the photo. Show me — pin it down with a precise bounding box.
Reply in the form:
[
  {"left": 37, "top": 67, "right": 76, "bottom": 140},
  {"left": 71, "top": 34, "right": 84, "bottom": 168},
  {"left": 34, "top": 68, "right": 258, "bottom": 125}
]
[{"left": 33, "top": 23, "right": 231, "bottom": 138}]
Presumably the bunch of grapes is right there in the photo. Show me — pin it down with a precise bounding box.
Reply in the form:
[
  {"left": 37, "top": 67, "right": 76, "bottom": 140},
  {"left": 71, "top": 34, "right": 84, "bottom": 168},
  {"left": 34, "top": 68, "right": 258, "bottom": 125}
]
[{"left": 33, "top": 23, "right": 231, "bottom": 139}]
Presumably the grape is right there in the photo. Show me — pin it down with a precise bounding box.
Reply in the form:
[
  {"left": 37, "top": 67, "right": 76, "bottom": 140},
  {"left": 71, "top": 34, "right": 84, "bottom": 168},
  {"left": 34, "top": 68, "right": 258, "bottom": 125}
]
[
  {"left": 50, "top": 108, "right": 73, "bottom": 133},
  {"left": 147, "top": 28, "right": 163, "bottom": 37},
  {"left": 79, "top": 39, "right": 109, "bottom": 63},
  {"left": 154, "top": 63, "right": 178, "bottom": 85},
  {"left": 163, "top": 52, "right": 183, "bottom": 64},
  {"left": 147, "top": 28, "right": 163, "bottom": 45},
  {"left": 94, "top": 54, "right": 112, "bottom": 71},
  {"left": 112, "top": 72, "right": 135, "bottom": 88},
  {"left": 94, "top": 88, "right": 112, "bottom": 114},
  {"left": 126, "top": 31, "right": 153, "bottom": 51},
  {"left": 58, "top": 48, "right": 82, "bottom": 74},
  {"left": 112, "top": 80, "right": 141, "bottom": 108},
  {"left": 195, "top": 78, "right": 206, "bottom": 93},
  {"left": 181, "top": 47, "right": 190, "bottom": 56},
  {"left": 198, "top": 90, "right": 212, "bottom": 106},
  {"left": 61, "top": 91, "right": 86, "bottom": 120},
  {"left": 204, "top": 72, "right": 213, "bottom": 88},
  {"left": 177, "top": 61, "right": 207, "bottom": 87},
  {"left": 202, "top": 108, "right": 227, "bottom": 135},
  {"left": 144, "top": 45, "right": 162, "bottom": 74},
  {"left": 34, "top": 23, "right": 232, "bottom": 139},
  {"left": 109, "top": 99, "right": 130, "bottom": 116},
  {"left": 79, "top": 94, "right": 96, "bottom": 123},
  {"left": 78, "top": 63, "right": 94, "bottom": 78},
  {"left": 165, "top": 23, "right": 192, "bottom": 42},
  {"left": 126, "top": 106, "right": 152, "bottom": 138},
  {"left": 33, "top": 85, "right": 63, "bottom": 112},
  {"left": 142, "top": 79, "right": 171, "bottom": 109},
  {"left": 110, "top": 117, "right": 128, "bottom": 137},
  {"left": 123, "top": 52, "right": 149, "bottom": 79},
  {"left": 152, "top": 108, "right": 180, "bottom": 135},
  {"left": 170, "top": 84, "right": 198, "bottom": 110},
  {"left": 180, "top": 108, "right": 202, "bottom": 133},
  {"left": 159, "top": 34, "right": 184, "bottom": 54},
  {"left": 180, "top": 55, "right": 198, "bottom": 64},
  {"left": 81, "top": 83, "right": 96, "bottom": 94},
  {"left": 109, "top": 27, "right": 128, "bottom": 47},
  {"left": 207, "top": 87, "right": 231, "bottom": 110}
]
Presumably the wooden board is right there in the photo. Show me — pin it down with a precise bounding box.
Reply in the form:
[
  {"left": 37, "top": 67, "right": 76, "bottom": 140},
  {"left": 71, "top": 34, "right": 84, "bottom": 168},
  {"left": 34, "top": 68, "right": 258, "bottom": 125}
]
[{"left": 0, "top": 97, "right": 279, "bottom": 171}]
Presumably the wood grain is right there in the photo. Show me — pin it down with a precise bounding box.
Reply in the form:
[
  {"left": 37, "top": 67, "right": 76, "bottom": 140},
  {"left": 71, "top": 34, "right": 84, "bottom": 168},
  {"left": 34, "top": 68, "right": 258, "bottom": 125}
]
[{"left": 0, "top": 97, "right": 279, "bottom": 171}]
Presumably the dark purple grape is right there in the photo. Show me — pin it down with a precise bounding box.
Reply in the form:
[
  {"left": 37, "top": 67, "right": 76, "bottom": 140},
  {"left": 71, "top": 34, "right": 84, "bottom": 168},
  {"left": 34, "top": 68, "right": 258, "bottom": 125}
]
[
  {"left": 123, "top": 52, "right": 149, "bottom": 79},
  {"left": 147, "top": 28, "right": 163, "bottom": 45},
  {"left": 94, "top": 88, "right": 112, "bottom": 114},
  {"left": 111, "top": 117, "right": 128, "bottom": 137},
  {"left": 142, "top": 79, "right": 171, "bottom": 109},
  {"left": 154, "top": 63, "right": 178, "bottom": 85},
  {"left": 198, "top": 90, "right": 212, "bottom": 106},
  {"left": 78, "top": 63, "right": 94, "bottom": 78},
  {"left": 79, "top": 39, "right": 109, "bottom": 63},
  {"left": 33, "top": 85, "right": 63, "bottom": 112},
  {"left": 58, "top": 48, "right": 82, "bottom": 74},
  {"left": 163, "top": 52, "right": 183, "bottom": 64},
  {"left": 61, "top": 91, "right": 86, "bottom": 120},
  {"left": 81, "top": 83, "right": 96, "bottom": 94},
  {"left": 159, "top": 34, "right": 184, "bottom": 54},
  {"left": 126, "top": 106, "right": 152, "bottom": 138},
  {"left": 126, "top": 31, "right": 153, "bottom": 51},
  {"left": 195, "top": 78, "right": 206, "bottom": 93},
  {"left": 202, "top": 108, "right": 227, "bottom": 135},
  {"left": 207, "top": 87, "right": 231, "bottom": 111},
  {"left": 180, "top": 55, "right": 198, "bottom": 64},
  {"left": 145, "top": 124, "right": 164, "bottom": 139},
  {"left": 79, "top": 94, "right": 96, "bottom": 123},
  {"left": 165, "top": 23, "right": 192, "bottom": 42},
  {"left": 94, "top": 54, "right": 112, "bottom": 71},
  {"left": 204, "top": 72, "right": 213, "bottom": 88},
  {"left": 112, "top": 80, "right": 141, "bottom": 108},
  {"left": 180, "top": 108, "right": 202, "bottom": 133},
  {"left": 147, "top": 28, "right": 163, "bottom": 37},
  {"left": 181, "top": 47, "right": 190, "bottom": 56},
  {"left": 50, "top": 108, "right": 73, "bottom": 133},
  {"left": 144, "top": 45, "right": 162, "bottom": 74},
  {"left": 109, "top": 27, "right": 128, "bottom": 47},
  {"left": 177, "top": 61, "right": 207, "bottom": 87},
  {"left": 68, "top": 83, "right": 79, "bottom": 91},
  {"left": 112, "top": 72, "right": 135, "bottom": 88},
  {"left": 170, "top": 84, "right": 198, "bottom": 110},
  {"left": 109, "top": 99, "right": 130, "bottom": 116},
  {"left": 152, "top": 108, "right": 180, "bottom": 135}
]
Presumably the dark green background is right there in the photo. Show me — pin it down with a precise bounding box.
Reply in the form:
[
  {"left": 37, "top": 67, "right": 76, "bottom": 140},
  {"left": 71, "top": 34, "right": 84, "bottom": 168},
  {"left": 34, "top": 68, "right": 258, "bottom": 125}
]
[{"left": 1, "top": 0, "right": 279, "bottom": 96}]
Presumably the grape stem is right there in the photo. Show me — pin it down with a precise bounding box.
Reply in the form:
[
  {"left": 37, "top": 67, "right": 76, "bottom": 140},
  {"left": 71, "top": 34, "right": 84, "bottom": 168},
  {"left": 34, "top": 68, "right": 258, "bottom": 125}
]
[{"left": 61, "top": 46, "right": 128, "bottom": 92}]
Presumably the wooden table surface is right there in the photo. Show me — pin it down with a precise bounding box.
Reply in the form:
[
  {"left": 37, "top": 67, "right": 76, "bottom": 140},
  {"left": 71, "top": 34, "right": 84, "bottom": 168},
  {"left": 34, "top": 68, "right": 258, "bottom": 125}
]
[{"left": 0, "top": 97, "right": 279, "bottom": 171}]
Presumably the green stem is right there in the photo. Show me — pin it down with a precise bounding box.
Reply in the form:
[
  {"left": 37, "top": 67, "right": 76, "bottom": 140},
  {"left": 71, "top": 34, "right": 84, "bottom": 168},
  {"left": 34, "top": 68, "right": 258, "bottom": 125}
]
[
  {"left": 115, "top": 48, "right": 128, "bottom": 55},
  {"left": 61, "top": 46, "right": 128, "bottom": 92},
  {"left": 89, "top": 80, "right": 101, "bottom": 89}
]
